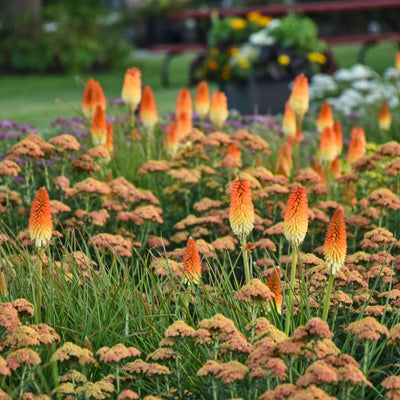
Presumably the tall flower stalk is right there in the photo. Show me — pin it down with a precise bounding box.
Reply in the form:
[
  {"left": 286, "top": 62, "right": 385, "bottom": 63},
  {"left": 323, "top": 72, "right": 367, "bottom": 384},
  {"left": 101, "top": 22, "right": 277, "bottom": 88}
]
[
  {"left": 283, "top": 186, "right": 308, "bottom": 334},
  {"left": 322, "top": 208, "right": 347, "bottom": 322},
  {"left": 29, "top": 187, "right": 53, "bottom": 316},
  {"left": 229, "top": 178, "right": 255, "bottom": 284}
]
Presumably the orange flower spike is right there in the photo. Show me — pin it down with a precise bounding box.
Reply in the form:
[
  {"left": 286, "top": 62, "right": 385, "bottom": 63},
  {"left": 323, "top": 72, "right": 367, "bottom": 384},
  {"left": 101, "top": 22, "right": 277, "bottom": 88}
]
[
  {"left": 82, "top": 79, "right": 106, "bottom": 119},
  {"left": 283, "top": 186, "right": 309, "bottom": 248},
  {"left": 105, "top": 123, "right": 114, "bottom": 154},
  {"left": 396, "top": 50, "right": 400, "bottom": 70},
  {"left": 266, "top": 268, "right": 283, "bottom": 314},
  {"left": 289, "top": 74, "right": 309, "bottom": 119},
  {"left": 323, "top": 208, "right": 347, "bottom": 275},
  {"left": 176, "top": 111, "right": 192, "bottom": 140},
  {"left": 183, "top": 237, "right": 202, "bottom": 284},
  {"left": 164, "top": 121, "right": 179, "bottom": 157},
  {"left": 82, "top": 78, "right": 95, "bottom": 119},
  {"left": 317, "top": 101, "right": 334, "bottom": 133},
  {"left": 331, "top": 156, "right": 341, "bottom": 179},
  {"left": 350, "top": 127, "right": 366, "bottom": 147},
  {"left": 210, "top": 91, "right": 229, "bottom": 131},
  {"left": 276, "top": 143, "right": 293, "bottom": 178},
  {"left": 317, "top": 127, "right": 337, "bottom": 165},
  {"left": 176, "top": 88, "right": 193, "bottom": 119},
  {"left": 140, "top": 86, "right": 158, "bottom": 131},
  {"left": 379, "top": 101, "right": 391, "bottom": 131},
  {"left": 229, "top": 178, "right": 255, "bottom": 241},
  {"left": 195, "top": 81, "right": 210, "bottom": 120},
  {"left": 333, "top": 120, "right": 343, "bottom": 156},
  {"left": 347, "top": 137, "right": 365, "bottom": 164},
  {"left": 92, "top": 81, "right": 106, "bottom": 113},
  {"left": 122, "top": 67, "right": 142, "bottom": 113},
  {"left": 227, "top": 143, "right": 241, "bottom": 163},
  {"left": 91, "top": 106, "right": 108, "bottom": 146},
  {"left": 282, "top": 101, "right": 297, "bottom": 138},
  {"left": 29, "top": 187, "right": 53, "bottom": 249}
]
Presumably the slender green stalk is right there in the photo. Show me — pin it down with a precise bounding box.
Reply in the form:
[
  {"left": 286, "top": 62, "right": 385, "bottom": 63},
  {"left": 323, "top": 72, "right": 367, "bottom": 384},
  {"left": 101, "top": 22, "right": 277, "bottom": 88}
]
[
  {"left": 322, "top": 273, "right": 335, "bottom": 322},
  {"left": 240, "top": 237, "right": 251, "bottom": 284},
  {"left": 36, "top": 247, "right": 43, "bottom": 321},
  {"left": 361, "top": 340, "right": 370, "bottom": 398},
  {"left": 285, "top": 248, "right": 297, "bottom": 335}
]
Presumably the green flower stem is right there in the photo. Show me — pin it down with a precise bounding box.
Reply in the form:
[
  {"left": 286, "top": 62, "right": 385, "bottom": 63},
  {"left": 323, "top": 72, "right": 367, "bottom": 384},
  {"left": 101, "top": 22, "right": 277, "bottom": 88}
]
[
  {"left": 240, "top": 237, "right": 251, "bottom": 284},
  {"left": 322, "top": 273, "right": 335, "bottom": 322},
  {"left": 362, "top": 340, "right": 370, "bottom": 398},
  {"left": 285, "top": 248, "right": 297, "bottom": 335},
  {"left": 36, "top": 247, "right": 43, "bottom": 322}
]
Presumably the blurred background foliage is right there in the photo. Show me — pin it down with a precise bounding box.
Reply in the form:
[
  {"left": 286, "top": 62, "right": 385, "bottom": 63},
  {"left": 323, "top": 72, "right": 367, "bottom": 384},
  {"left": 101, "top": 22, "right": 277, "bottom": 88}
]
[{"left": 0, "top": 0, "right": 133, "bottom": 73}]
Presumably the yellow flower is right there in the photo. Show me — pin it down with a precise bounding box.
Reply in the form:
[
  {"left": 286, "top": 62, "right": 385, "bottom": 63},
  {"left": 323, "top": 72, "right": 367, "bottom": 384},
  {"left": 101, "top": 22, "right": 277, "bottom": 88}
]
[
  {"left": 308, "top": 52, "right": 327, "bottom": 65},
  {"left": 237, "top": 55, "right": 250, "bottom": 69},
  {"left": 247, "top": 11, "right": 262, "bottom": 22},
  {"left": 230, "top": 47, "right": 240, "bottom": 56},
  {"left": 229, "top": 18, "right": 246, "bottom": 30},
  {"left": 256, "top": 16, "right": 272, "bottom": 27},
  {"left": 278, "top": 54, "right": 291, "bottom": 66}
]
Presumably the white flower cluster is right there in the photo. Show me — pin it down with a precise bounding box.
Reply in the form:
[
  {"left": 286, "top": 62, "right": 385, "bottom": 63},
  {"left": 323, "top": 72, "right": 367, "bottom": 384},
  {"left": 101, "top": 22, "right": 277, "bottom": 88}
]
[
  {"left": 249, "top": 19, "right": 280, "bottom": 46},
  {"left": 310, "top": 64, "right": 400, "bottom": 116}
]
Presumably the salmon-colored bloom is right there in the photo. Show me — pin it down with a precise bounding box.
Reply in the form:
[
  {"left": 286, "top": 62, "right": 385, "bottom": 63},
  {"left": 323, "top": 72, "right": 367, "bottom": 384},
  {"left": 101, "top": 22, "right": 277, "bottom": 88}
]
[
  {"left": 82, "top": 79, "right": 106, "bottom": 119},
  {"left": 323, "top": 208, "right": 347, "bottom": 275},
  {"left": 379, "top": 101, "right": 391, "bottom": 131},
  {"left": 164, "top": 121, "right": 179, "bottom": 157},
  {"left": 282, "top": 101, "right": 296, "bottom": 138},
  {"left": 174, "top": 111, "right": 191, "bottom": 140},
  {"left": 317, "top": 101, "right": 334, "bottom": 133},
  {"left": 210, "top": 91, "right": 228, "bottom": 131},
  {"left": 183, "top": 237, "right": 202, "bottom": 284},
  {"left": 333, "top": 120, "right": 343, "bottom": 156},
  {"left": 347, "top": 137, "right": 365, "bottom": 164},
  {"left": 195, "top": 81, "right": 210, "bottom": 120},
  {"left": 289, "top": 74, "right": 309, "bottom": 118},
  {"left": 229, "top": 178, "right": 255, "bottom": 241},
  {"left": 396, "top": 50, "right": 400, "bottom": 70},
  {"left": 266, "top": 268, "right": 283, "bottom": 314},
  {"left": 122, "top": 67, "right": 142, "bottom": 113},
  {"left": 176, "top": 88, "right": 193, "bottom": 119},
  {"left": 140, "top": 86, "right": 158, "bottom": 131},
  {"left": 91, "top": 106, "right": 107, "bottom": 146},
  {"left": 318, "top": 127, "right": 337, "bottom": 165},
  {"left": 283, "top": 186, "right": 308, "bottom": 248},
  {"left": 29, "top": 187, "right": 53, "bottom": 249}
]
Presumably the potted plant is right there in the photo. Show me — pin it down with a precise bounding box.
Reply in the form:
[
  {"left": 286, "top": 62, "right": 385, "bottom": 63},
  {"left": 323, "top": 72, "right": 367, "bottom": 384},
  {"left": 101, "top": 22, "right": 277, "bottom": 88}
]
[{"left": 194, "top": 12, "right": 332, "bottom": 114}]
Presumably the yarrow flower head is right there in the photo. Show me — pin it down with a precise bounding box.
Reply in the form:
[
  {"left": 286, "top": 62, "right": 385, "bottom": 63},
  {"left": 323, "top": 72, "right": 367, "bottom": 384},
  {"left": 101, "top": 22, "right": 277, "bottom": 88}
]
[
  {"left": 229, "top": 178, "right": 255, "bottom": 241},
  {"left": 29, "top": 187, "right": 53, "bottom": 249},
  {"left": 323, "top": 208, "right": 347, "bottom": 275},
  {"left": 283, "top": 186, "right": 308, "bottom": 248}
]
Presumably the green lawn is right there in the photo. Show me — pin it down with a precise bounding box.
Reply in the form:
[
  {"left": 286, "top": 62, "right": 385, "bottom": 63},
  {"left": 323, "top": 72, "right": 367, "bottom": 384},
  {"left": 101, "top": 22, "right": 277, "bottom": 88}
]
[{"left": 0, "top": 42, "right": 398, "bottom": 132}]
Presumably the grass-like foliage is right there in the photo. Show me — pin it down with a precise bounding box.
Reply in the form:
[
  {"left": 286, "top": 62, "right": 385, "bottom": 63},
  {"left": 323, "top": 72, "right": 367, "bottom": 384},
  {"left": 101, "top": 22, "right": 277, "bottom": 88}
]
[{"left": 0, "top": 65, "right": 400, "bottom": 399}]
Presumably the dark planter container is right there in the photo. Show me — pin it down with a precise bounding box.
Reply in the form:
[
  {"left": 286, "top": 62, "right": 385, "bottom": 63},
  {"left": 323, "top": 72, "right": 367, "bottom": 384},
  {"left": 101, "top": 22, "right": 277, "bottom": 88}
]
[{"left": 221, "top": 77, "right": 292, "bottom": 115}]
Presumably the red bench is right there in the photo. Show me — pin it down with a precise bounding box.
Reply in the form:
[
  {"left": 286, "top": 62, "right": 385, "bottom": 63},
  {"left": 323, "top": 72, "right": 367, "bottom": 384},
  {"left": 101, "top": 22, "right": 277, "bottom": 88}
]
[{"left": 149, "top": 0, "right": 400, "bottom": 86}]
